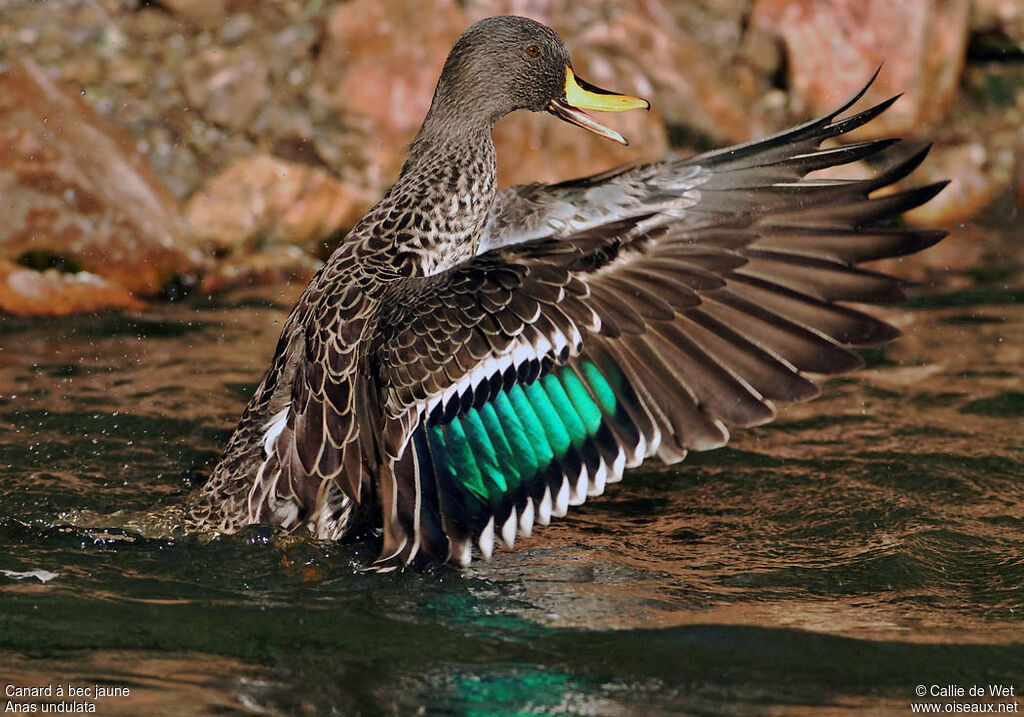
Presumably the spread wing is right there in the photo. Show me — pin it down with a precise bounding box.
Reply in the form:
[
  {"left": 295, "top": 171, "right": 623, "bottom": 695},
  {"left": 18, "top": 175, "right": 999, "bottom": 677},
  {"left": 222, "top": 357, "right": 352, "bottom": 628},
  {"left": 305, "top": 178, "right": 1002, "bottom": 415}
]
[
  {"left": 366, "top": 91, "right": 947, "bottom": 569},
  {"left": 482, "top": 74, "right": 902, "bottom": 253}
]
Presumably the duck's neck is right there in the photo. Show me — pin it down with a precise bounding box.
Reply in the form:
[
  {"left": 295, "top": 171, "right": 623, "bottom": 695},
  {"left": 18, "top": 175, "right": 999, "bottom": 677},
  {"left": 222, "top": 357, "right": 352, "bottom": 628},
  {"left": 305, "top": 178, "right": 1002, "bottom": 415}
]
[{"left": 375, "top": 110, "right": 498, "bottom": 276}]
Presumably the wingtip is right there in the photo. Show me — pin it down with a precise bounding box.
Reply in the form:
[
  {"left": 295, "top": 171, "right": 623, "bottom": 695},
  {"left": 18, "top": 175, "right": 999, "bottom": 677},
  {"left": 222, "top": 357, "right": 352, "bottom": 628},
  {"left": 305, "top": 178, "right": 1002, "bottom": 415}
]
[
  {"left": 866, "top": 143, "right": 935, "bottom": 191},
  {"left": 919, "top": 180, "right": 952, "bottom": 203},
  {"left": 869, "top": 63, "right": 883, "bottom": 85},
  {"left": 832, "top": 66, "right": 885, "bottom": 117}
]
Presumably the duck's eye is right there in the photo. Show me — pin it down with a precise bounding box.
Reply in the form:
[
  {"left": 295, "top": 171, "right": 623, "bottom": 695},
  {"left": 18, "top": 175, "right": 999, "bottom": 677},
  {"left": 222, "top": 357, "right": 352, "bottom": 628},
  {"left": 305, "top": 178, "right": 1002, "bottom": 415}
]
[{"left": 525, "top": 45, "right": 542, "bottom": 58}]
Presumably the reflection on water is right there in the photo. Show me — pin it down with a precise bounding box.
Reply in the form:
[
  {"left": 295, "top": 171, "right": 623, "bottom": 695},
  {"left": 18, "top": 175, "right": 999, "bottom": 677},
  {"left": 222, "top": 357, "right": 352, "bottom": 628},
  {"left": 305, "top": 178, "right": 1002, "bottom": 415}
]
[{"left": 1, "top": 232, "right": 1023, "bottom": 714}]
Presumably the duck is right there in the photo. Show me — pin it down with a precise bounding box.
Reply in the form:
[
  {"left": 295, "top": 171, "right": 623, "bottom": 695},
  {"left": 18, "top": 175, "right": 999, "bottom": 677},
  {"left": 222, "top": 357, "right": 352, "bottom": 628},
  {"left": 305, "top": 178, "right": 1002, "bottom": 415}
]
[{"left": 184, "top": 15, "right": 946, "bottom": 569}]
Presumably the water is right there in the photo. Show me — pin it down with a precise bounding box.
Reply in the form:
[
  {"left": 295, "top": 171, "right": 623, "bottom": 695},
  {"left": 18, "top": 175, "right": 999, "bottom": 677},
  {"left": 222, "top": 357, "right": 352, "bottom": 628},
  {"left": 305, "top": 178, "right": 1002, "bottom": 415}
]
[{"left": 2, "top": 228, "right": 1023, "bottom": 715}]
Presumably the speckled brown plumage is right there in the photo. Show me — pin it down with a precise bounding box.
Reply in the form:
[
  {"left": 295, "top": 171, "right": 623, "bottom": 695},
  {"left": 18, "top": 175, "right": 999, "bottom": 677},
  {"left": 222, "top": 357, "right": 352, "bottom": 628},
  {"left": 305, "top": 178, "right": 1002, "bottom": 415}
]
[{"left": 184, "top": 17, "right": 946, "bottom": 570}]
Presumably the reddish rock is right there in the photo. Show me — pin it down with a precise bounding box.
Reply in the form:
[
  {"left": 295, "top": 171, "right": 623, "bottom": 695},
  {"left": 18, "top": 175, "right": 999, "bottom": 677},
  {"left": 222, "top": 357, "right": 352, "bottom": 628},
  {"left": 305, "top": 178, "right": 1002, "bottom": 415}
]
[
  {"left": 0, "top": 60, "right": 205, "bottom": 297},
  {"left": 185, "top": 154, "right": 373, "bottom": 250},
  {"left": 0, "top": 261, "right": 144, "bottom": 316},
  {"left": 750, "top": 0, "right": 970, "bottom": 138},
  {"left": 198, "top": 246, "right": 322, "bottom": 294},
  {"left": 312, "top": 0, "right": 466, "bottom": 182}
]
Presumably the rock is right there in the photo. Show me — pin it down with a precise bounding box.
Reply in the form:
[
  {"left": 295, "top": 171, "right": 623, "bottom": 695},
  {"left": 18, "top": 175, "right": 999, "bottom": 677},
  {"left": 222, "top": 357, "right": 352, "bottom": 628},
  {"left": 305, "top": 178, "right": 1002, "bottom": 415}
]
[
  {"left": 184, "top": 47, "right": 271, "bottom": 132},
  {"left": 750, "top": 0, "right": 971, "bottom": 138},
  {"left": 900, "top": 59, "right": 1023, "bottom": 226},
  {"left": 0, "top": 60, "right": 205, "bottom": 297},
  {"left": 973, "top": 0, "right": 1024, "bottom": 51},
  {"left": 312, "top": 0, "right": 466, "bottom": 172},
  {"left": 184, "top": 154, "right": 373, "bottom": 251},
  {"left": 198, "top": 246, "right": 322, "bottom": 294},
  {"left": 0, "top": 261, "right": 144, "bottom": 316},
  {"left": 220, "top": 13, "right": 257, "bottom": 45},
  {"left": 156, "top": 0, "right": 229, "bottom": 28},
  {"left": 312, "top": 121, "right": 404, "bottom": 199},
  {"left": 904, "top": 141, "right": 1017, "bottom": 226}
]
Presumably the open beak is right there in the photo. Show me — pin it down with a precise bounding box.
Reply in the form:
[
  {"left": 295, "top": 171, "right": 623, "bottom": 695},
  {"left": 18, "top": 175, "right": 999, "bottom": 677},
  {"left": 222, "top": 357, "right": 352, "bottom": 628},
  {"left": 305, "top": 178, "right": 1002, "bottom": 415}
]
[{"left": 547, "top": 66, "right": 650, "bottom": 145}]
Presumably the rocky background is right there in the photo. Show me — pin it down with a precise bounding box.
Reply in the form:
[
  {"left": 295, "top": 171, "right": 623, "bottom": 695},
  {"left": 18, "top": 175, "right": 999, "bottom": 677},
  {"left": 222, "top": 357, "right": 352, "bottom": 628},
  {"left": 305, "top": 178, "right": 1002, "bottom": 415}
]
[{"left": 0, "top": 0, "right": 1021, "bottom": 315}]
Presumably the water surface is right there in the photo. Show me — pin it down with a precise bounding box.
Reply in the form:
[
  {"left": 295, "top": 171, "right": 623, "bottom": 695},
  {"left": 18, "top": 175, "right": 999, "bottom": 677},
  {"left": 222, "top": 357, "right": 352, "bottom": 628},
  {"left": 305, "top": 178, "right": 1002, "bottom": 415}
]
[{"left": 1, "top": 231, "right": 1022, "bottom": 715}]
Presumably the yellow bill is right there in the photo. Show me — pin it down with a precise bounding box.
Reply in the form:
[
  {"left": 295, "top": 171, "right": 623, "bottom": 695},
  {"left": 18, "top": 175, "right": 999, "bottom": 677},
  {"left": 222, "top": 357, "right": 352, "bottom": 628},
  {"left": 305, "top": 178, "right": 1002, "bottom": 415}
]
[{"left": 547, "top": 66, "right": 650, "bottom": 145}]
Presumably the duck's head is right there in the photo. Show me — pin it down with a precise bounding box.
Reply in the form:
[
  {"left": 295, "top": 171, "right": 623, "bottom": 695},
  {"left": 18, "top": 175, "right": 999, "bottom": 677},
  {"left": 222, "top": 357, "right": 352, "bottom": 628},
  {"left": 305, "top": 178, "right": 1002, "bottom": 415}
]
[{"left": 430, "top": 15, "right": 650, "bottom": 145}]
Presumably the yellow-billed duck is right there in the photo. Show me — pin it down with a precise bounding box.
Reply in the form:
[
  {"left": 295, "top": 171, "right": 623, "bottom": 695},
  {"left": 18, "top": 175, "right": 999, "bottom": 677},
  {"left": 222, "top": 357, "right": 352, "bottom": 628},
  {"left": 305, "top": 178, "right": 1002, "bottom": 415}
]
[{"left": 185, "top": 15, "right": 947, "bottom": 569}]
